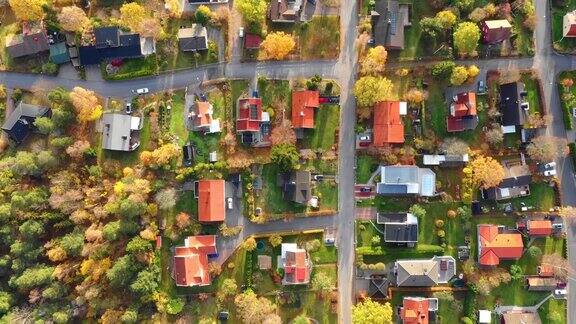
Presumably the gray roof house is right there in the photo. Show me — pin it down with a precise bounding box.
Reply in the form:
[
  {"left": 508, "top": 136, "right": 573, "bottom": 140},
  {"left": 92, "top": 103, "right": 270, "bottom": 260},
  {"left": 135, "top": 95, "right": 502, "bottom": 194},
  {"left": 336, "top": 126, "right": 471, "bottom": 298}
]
[
  {"left": 268, "top": 0, "right": 302, "bottom": 23},
  {"left": 376, "top": 165, "right": 436, "bottom": 197},
  {"left": 371, "top": 0, "right": 411, "bottom": 49},
  {"left": 483, "top": 159, "right": 532, "bottom": 201},
  {"left": 423, "top": 154, "right": 469, "bottom": 167},
  {"left": 393, "top": 256, "right": 456, "bottom": 287},
  {"left": 377, "top": 213, "right": 418, "bottom": 246},
  {"left": 101, "top": 113, "right": 143, "bottom": 151},
  {"left": 6, "top": 29, "right": 50, "bottom": 59},
  {"left": 177, "top": 24, "right": 208, "bottom": 52},
  {"left": 279, "top": 171, "right": 311, "bottom": 204},
  {"left": 1, "top": 102, "right": 51, "bottom": 144}
]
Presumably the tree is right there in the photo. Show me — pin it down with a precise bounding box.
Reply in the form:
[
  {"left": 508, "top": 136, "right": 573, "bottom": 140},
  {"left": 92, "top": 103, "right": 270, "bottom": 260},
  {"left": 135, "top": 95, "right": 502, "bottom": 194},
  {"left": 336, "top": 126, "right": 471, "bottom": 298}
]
[
  {"left": 175, "top": 212, "right": 191, "bottom": 229},
  {"left": 453, "top": 22, "right": 481, "bottom": 56},
  {"left": 32, "top": 117, "right": 54, "bottom": 135},
  {"left": 9, "top": 0, "right": 45, "bottom": 21},
  {"left": 120, "top": 2, "right": 148, "bottom": 32},
  {"left": 468, "top": 65, "right": 480, "bottom": 79},
  {"left": 126, "top": 236, "right": 153, "bottom": 254},
  {"left": 450, "top": 66, "right": 469, "bottom": 86},
  {"left": 311, "top": 271, "right": 333, "bottom": 295},
  {"left": 559, "top": 206, "right": 576, "bottom": 225},
  {"left": 440, "top": 138, "right": 469, "bottom": 156},
  {"left": 242, "top": 237, "right": 257, "bottom": 251},
  {"left": 165, "top": 0, "right": 183, "bottom": 17},
  {"left": 509, "top": 264, "right": 524, "bottom": 280},
  {"left": 454, "top": 0, "right": 475, "bottom": 12},
  {"left": 404, "top": 88, "right": 425, "bottom": 105},
  {"left": 353, "top": 76, "right": 394, "bottom": 107},
  {"left": 261, "top": 32, "right": 295, "bottom": 60},
  {"left": 435, "top": 10, "right": 457, "bottom": 29},
  {"left": 268, "top": 234, "right": 282, "bottom": 247},
  {"left": 219, "top": 278, "right": 237, "bottom": 298},
  {"left": 130, "top": 268, "right": 159, "bottom": 296},
  {"left": 292, "top": 315, "right": 311, "bottom": 324},
  {"left": 469, "top": 155, "right": 505, "bottom": 189},
  {"left": 234, "top": 290, "right": 278, "bottom": 324},
  {"left": 562, "top": 78, "right": 574, "bottom": 88},
  {"left": 140, "top": 144, "right": 181, "bottom": 169},
  {"left": 270, "top": 143, "right": 299, "bottom": 171},
  {"left": 11, "top": 265, "right": 54, "bottom": 290},
  {"left": 107, "top": 255, "right": 139, "bottom": 288},
  {"left": 66, "top": 140, "right": 90, "bottom": 159},
  {"left": 155, "top": 188, "right": 177, "bottom": 210},
  {"left": 431, "top": 61, "right": 456, "bottom": 79},
  {"left": 409, "top": 204, "right": 426, "bottom": 218},
  {"left": 420, "top": 17, "right": 443, "bottom": 38},
  {"left": 526, "top": 135, "right": 568, "bottom": 162},
  {"left": 352, "top": 298, "right": 393, "bottom": 324},
  {"left": 139, "top": 18, "right": 163, "bottom": 39},
  {"left": 42, "top": 62, "right": 58, "bottom": 75},
  {"left": 69, "top": 87, "right": 103, "bottom": 123},
  {"left": 0, "top": 291, "right": 12, "bottom": 315},
  {"left": 485, "top": 127, "right": 504, "bottom": 145},
  {"left": 59, "top": 232, "right": 84, "bottom": 257},
  {"left": 57, "top": 6, "right": 89, "bottom": 32},
  {"left": 541, "top": 253, "right": 570, "bottom": 281},
  {"left": 195, "top": 5, "right": 212, "bottom": 25},
  {"left": 527, "top": 245, "right": 542, "bottom": 259},
  {"left": 468, "top": 8, "right": 487, "bottom": 22},
  {"left": 360, "top": 46, "right": 388, "bottom": 75},
  {"left": 19, "top": 220, "right": 44, "bottom": 239},
  {"left": 235, "top": 0, "right": 267, "bottom": 27},
  {"left": 120, "top": 309, "right": 138, "bottom": 324}
]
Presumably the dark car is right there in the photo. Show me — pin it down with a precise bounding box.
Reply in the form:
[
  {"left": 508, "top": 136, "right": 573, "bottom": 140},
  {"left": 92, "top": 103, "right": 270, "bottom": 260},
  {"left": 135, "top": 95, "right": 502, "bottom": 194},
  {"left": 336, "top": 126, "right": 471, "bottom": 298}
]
[
  {"left": 360, "top": 187, "right": 372, "bottom": 193},
  {"left": 218, "top": 311, "right": 229, "bottom": 321},
  {"left": 477, "top": 80, "right": 486, "bottom": 93},
  {"left": 182, "top": 143, "right": 196, "bottom": 167}
]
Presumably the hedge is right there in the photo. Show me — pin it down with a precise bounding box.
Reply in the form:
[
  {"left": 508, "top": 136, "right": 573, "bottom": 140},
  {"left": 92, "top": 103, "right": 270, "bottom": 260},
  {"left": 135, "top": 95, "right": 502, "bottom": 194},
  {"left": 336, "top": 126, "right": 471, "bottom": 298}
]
[
  {"left": 559, "top": 85, "right": 574, "bottom": 130},
  {"left": 356, "top": 244, "right": 444, "bottom": 256},
  {"left": 570, "top": 143, "right": 576, "bottom": 167}
]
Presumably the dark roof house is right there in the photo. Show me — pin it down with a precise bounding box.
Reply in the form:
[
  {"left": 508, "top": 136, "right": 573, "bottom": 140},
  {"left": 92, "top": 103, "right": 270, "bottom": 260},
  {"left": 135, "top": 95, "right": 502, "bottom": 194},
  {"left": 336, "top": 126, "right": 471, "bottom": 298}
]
[
  {"left": 178, "top": 24, "right": 208, "bottom": 52},
  {"left": 371, "top": 0, "right": 411, "bottom": 49},
  {"left": 79, "top": 27, "right": 149, "bottom": 65},
  {"left": 280, "top": 171, "right": 311, "bottom": 204},
  {"left": 368, "top": 277, "right": 389, "bottom": 299},
  {"left": 268, "top": 0, "right": 303, "bottom": 23},
  {"left": 483, "top": 159, "right": 532, "bottom": 201},
  {"left": 1, "top": 102, "right": 51, "bottom": 144},
  {"left": 49, "top": 42, "right": 70, "bottom": 64},
  {"left": 6, "top": 28, "right": 50, "bottom": 59},
  {"left": 377, "top": 213, "right": 418, "bottom": 246},
  {"left": 499, "top": 82, "right": 528, "bottom": 131}
]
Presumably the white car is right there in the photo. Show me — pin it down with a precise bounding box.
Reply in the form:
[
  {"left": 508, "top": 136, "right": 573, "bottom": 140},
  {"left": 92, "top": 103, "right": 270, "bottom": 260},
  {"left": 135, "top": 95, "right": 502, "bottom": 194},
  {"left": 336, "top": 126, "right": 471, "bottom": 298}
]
[
  {"left": 239, "top": 27, "right": 244, "bottom": 38},
  {"left": 133, "top": 88, "right": 149, "bottom": 95},
  {"left": 555, "top": 289, "right": 567, "bottom": 296},
  {"left": 227, "top": 197, "right": 233, "bottom": 210}
]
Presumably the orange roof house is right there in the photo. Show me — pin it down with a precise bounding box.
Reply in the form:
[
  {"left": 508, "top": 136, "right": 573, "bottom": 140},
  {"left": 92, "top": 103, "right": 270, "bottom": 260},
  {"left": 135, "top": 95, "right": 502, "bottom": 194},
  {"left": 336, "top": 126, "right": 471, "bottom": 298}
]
[
  {"left": 527, "top": 220, "right": 553, "bottom": 236},
  {"left": 281, "top": 243, "right": 312, "bottom": 285},
  {"left": 538, "top": 264, "right": 554, "bottom": 277},
  {"left": 447, "top": 92, "right": 478, "bottom": 132},
  {"left": 237, "top": 97, "right": 262, "bottom": 132},
  {"left": 189, "top": 101, "right": 221, "bottom": 133},
  {"left": 197, "top": 180, "right": 225, "bottom": 222},
  {"left": 173, "top": 235, "right": 217, "bottom": 286},
  {"left": 400, "top": 297, "right": 437, "bottom": 324},
  {"left": 373, "top": 101, "right": 405, "bottom": 146},
  {"left": 292, "top": 90, "right": 319, "bottom": 129},
  {"left": 477, "top": 224, "right": 523, "bottom": 266}
]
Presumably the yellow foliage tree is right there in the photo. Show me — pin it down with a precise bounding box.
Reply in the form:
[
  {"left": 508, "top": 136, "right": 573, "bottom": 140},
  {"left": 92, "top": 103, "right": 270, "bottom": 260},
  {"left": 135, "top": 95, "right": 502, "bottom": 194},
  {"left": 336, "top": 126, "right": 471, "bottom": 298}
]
[
  {"left": 404, "top": 88, "right": 425, "bottom": 105},
  {"left": 58, "top": 6, "right": 89, "bottom": 32},
  {"left": 435, "top": 10, "right": 457, "bottom": 29},
  {"left": 360, "top": 45, "right": 388, "bottom": 75},
  {"left": 69, "top": 87, "right": 103, "bottom": 123},
  {"left": 139, "top": 18, "right": 163, "bottom": 39},
  {"left": 242, "top": 237, "right": 257, "bottom": 251},
  {"left": 261, "top": 32, "right": 295, "bottom": 60},
  {"left": 47, "top": 246, "right": 67, "bottom": 262},
  {"left": 139, "top": 143, "right": 181, "bottom": 168},
  {"left": 9, "top": 0, "right": 46, "bottom": 21},
  {"left": 468, "top": 65, "right": 480, "bottom": 79},
  {"left": 450, "top": 66, "right": 469, "bottom": 86},
  {"left": 469, "top": 155, "right": 505, "bottom": 189},
  {"left": 120, "top": 2, "right": 148, "bottom": 32},
  {"left": 353, "top": 76, "right": 394, "bottom": 107},
  {"left": 165, "top": 0, "right": 183, "bottom": 18}
]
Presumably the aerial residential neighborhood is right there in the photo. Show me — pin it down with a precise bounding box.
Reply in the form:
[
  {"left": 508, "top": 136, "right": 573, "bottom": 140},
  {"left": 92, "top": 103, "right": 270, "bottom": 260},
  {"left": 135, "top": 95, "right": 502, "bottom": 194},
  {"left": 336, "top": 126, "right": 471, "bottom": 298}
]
[{"left": 0, "top": 0, "right": 575, "bottom": 323}]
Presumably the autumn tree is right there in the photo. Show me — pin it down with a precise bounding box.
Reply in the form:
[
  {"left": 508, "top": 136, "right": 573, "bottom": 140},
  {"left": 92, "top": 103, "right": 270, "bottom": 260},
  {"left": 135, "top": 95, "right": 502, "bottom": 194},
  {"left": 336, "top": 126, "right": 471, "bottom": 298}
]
[
  {"left": 242, "top": 237, "right": 257, "bottom": 251},
  {"left": 120, "top": 2, "right": 148, "bottom": 32},
  {"left": 270, "top": 143, "right": 299, "bottom": 171},
  {"left": 165, "top": 0, "right": 182, "bottom": 17},
  {"left": 234, "top": 289, "right": 278, "bottom": 324},
  {"left": 559, "top": 206, "right": 576, "bottom": 225},
  {"left": 468, "top": 65, "right": 480, "bottom": 79},
  {"left": 140, "top": 143, "right": 181, "bottom": 169},
  {"left": 268, "top": 234, "right": 282, "bottom": 247},
  {"left": 360, "top": 46, "right": 388, "bottom": 75},
  {"left": 435, "top": 10, "right": 457, "bottom": 29},
  {"left": 57, "top": 6, "right": 89, "bottom": 32},
  {"left": 69, "top": 87, "right": 103, "bottom": 123},
  {"left": 353, "top": 76, "right": 394, "bottom": 107},
  {"left": 541, "top": 253, "right": 570, "bottom": 282},
  {"left": 139, "top": 18, "right": 163, "bottom": 39},
  {"left": 526, "top": 135, "right": 568, "bottom": 162},
  {"left": 352, "top": 298, "right": 393, "bottom": 324},
  {"left": 154, "top": 188, "right": 177, "bottom": 210},
  {"left": 218, "top": 278, "right": 237, "bottom": 299},
  {"left": 175, "top": 212, "right": 191, "bottom": 229},
  {"left": 235, "top": 0, "right": 268, "bottom": 28},
  {"left": 261, "top": 32, "right": 295, "bottom": 60},
  {"left": 469, "top": 155, "right": 505, "bottom": 189},
  {"left": 9, "top": 0, "right": 45, "bottom": 21},
  {"left": 561, "top": 78, "right": 574, "bottom": 88},
  {"left": 195, "top": 5, "right": 212, "bottom": 25},
  {"left": 485, "top": 127, "right": 504, "bottom": 146},
  {"left": 404, "top": 88, "right": 426, "bottom": 105},
  {"left": 270, "top": 120, "right": 296, "bottom": 145},
  {"left": 66, "top": 140, "right": 90, "bottom": 159},
  {"left": 420, "top": 17, "right": 443, "bottom": 39},
  {"left": 440, "top": 138, "right": 469, "bottom": 156},
  {"left": 453, "top": 22, "right": 481, "bottom": 56},
  {"left": 311, "top": 271, "right": 333, "bottom": 296},
  {"left": 450, "top": 66, "right": 469, "bottom": 86},
  {"left": 33, "top": 117, "right": 55, "bottom": 134}
]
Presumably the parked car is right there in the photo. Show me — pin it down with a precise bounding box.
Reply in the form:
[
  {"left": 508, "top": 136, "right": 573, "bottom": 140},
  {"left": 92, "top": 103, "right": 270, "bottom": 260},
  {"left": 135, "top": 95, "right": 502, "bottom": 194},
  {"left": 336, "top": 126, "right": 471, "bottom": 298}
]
[
  {"left": 313, "top": 174, "right": 324, "bottom": 181},
  {"left": 227, "top": 197, "right": 233, "bottom": 210},
  {"left": 554, "top": 289, "right": 567, "bottom": 296},
  {"left": 239, "top": 27, "right": 244, "bottom": 38},
  {"left": 182, "top": 143, "right": 195, "bottom": 167},
  {"left": 218, "top": 311, "right": 229, "bottom": 321},
  {"left": 360, "top": 187, "right": 372, "bottom": 193},
  {"left": 125, "top": 102, "right": 132, "bottom": 114},
  {"left": 477, "top": 80, "right": 486, "bottom": 93},
  {"left": 132, "top": 88, "right": 149, "bottom": 95},
  {"left": 572, "top": 107, "right": 576, "bottom": 118},
  {"left": 359, "top": 135, "right": 371, "bottom": 142}
]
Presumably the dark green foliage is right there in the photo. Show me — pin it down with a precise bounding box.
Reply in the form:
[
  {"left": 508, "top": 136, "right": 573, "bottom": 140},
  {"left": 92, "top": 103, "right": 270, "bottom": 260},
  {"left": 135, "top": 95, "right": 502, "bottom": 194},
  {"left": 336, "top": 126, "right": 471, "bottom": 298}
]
[
  {"left": 19, "top": 220, "right": 44, "bottom": 239},
  {"left": 107, "top": 255, "right": 140, "bottom": 288},
  {"left": 10, "top": 265, "right": 54, "bottom": 290},
  {"left": 270, "top": 144, "right": 299, "bottom": 171},
  {"left": 431, "top": 61, "right": 456, "bottom": 79},
  {"left": 59, "top": 232, "right": 84, "bottom": 257},
  {"left": 126, "top": 236, "right": 153, "bottom": 255}
]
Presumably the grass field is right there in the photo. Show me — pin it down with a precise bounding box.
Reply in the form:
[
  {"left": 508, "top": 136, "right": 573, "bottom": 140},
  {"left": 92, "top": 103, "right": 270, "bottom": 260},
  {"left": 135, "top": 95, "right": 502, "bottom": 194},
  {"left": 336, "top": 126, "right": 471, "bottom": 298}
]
[
  {"left": 552, "top": 0, "right": 576, "bottom": 53},
  {"left": 302, "top": 104, "right": 339, "bottom": 150},
  {"left": 169, "top": 91, "right": 188, "bottom": 145},
  {"left": 298, "top": 16, "right": 340, "bottom": 59},
  {"left": 356, "top": 155, "right": 378, "bottom": 183}
]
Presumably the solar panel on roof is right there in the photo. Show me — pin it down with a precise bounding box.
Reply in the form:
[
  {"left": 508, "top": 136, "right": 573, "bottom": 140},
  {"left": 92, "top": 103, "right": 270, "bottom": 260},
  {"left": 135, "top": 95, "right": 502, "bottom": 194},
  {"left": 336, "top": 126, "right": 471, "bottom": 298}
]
[
  {"left": 389, "top": 11, "right": 397, "bottom": 35},
  {"left": 250, "top": 104, "right": 258, "bottom": 119}
]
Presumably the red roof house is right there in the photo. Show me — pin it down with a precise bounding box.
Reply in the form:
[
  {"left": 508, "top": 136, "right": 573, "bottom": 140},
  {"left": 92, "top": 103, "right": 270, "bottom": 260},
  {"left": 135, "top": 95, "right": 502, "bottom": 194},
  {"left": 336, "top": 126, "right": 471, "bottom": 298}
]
[
  {"left": 478, "top": 224, "right": 523, "bottom": 266},
  {"left": 400, "top": 297, "right": 435, "bottom": 324},
  {"left": 480, "top": 20, "right": 512, "bottom": 44},
  {"left": 197, "top": 180, "right": 225, "bottom": 222},
  {"left": 281, "top": 243, "right": 312, "bottom": 285},
  {"left": 447, "top": 92, "right": 478, "bottom": 132},
  {"left": 564, "top": 11, "right": 576, "bottom": 37},
  {"left": 173, "top": 235, "right": 217, "bottom": 286},
  {"left": 373, "top": 101, "right": 405, "bottom": 146},
  {"left": 292, "top": 90, "right": 319, "bottom": 129},
  {"left": 237, "top": 97, "right": 262, "bottom": 132},
  {"left": 244, "top": 33, "right": 262, "bottom": 49},
  {"left": 527, "top": 220, "right": 553, "bottom": 236}
]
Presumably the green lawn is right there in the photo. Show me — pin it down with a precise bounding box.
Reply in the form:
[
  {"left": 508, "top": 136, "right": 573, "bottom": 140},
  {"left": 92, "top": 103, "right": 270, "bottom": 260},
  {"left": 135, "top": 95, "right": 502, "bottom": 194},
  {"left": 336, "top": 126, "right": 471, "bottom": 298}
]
[
  {"left": 315, "top": 180, "right": 338, "bottom": 211},
  {"left": 258, "top": 79, "right": 291, "bottom": 116},
  {"left": 497, "top": 182, "right": 557, "bottom": 212},
  {"left": 520, "top": 73, "right": 542, "bottom": 116},
  {"left": 512, "top": 14, "right": 535, "bottom": 56},
  {"left": 356, "top": 155, "right": 378, "bottom": 184},
  {"left": 552, "top": 0, "right": 576, "bottom": 53},
  {"left": 103, "top": 55, "right": 159, "bottom": 80},
  {"left": 260, "top": 164, "right": 306, "bottom": 214},
  {"left": 302, "top": 104, "right": 339, "bottom": 150},
  {"left": 169, "top": 91, "right": 188, "bottom": 145},
  {"left": 538, "top": 298, "right": 567, "bottom": 324},
  {"left": 297, "top": 16, "right": 340, "bottom": 59}
]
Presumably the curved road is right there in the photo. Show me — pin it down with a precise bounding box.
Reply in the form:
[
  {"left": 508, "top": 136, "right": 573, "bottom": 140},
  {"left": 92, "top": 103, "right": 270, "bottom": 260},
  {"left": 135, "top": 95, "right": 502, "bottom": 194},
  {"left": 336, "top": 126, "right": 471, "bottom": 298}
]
[{"left": 1, "top": 0, "right": 576, "bottom": 322}]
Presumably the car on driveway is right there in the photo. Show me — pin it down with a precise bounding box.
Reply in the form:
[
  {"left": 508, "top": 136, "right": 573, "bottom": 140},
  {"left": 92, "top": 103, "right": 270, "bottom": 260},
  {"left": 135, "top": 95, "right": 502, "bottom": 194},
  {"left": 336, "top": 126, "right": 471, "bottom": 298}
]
[
  {"left": 182, "top": 143, "right": 196, "bottom": 167},
  {"left": 125, "top": 102, "right": 132, "bottom": 114},
  {"left": 227, "top": 197, "right": 233, "bottom": 210},
  {"left": 477, "top": 80, "right": 486, "bottom": 93},
  {"left": 554, "top": 289, "right": 567, "bottom": 297}
]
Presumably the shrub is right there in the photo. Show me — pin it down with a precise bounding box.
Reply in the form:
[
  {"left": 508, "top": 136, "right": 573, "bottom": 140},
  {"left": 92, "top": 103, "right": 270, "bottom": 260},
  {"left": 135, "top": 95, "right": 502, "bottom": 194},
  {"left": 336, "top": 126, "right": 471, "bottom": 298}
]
[
  {"left": 166, "top": 297, "right": 184, "bottom": 315},
  {"left": 435, "top": 219, "right": 445, "bottom": 228},
  {"left": 416, "top": 244, "right": 444, "bottom": 253},
  {"left": 527, "top": 245, "right": 542, "bottom": 259},
  {"left": 461, "top": 317, "right": 474, "bottom": 324},
  {"left": 437, "top": 230, "right": 446, "bottom": 238},
  {"left": 447, "top": 210, "right": 457, "bottom": 218}
]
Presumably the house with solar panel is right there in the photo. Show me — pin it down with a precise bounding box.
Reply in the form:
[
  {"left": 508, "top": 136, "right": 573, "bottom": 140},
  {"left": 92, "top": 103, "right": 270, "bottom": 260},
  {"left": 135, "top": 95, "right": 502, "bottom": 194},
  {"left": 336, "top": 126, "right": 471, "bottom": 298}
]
[
  {"left": 1, "top": 102, "right": 51, "bottom": 144},
  {"left": 78, "top": 27, "right": 156, "bottom": 65},
  {"left": 377, "top": 213, "right": 418, "bottom": 247},
  {"left": 236, "top": 95, "right": 271, "bottom": 147},
  {"left": 371, "top": 0, "right": 411, "bottom": 50},
  {"left": 177, "top": 24, "right": 208, "bottom": 52},
  {"left": 376, "top": 165, "right": 436, "bottom": 197}
]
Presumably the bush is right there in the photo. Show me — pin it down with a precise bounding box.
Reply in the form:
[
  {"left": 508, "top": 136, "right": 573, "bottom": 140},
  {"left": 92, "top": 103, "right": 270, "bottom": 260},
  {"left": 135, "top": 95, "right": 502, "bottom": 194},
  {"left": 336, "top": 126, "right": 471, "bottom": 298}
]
[
  {"left": 166, "top": 297, "right": 184, "bottom": 315},
  {"left": 355, "top": 246, "right": 384, "bottom": 255},
  {"left": 569, "top": 143, "right": 576, "bottom": 167},
  {"left": 437, "top": 230, "right": 446, "bottom": 238},
  {"left": 461, "top": 317, "right": 473, "bottom": 324},
  {"left": 527, "top": 245, "right": 542, "bottom": 259},
  {"left": 447, "top": 210, "right": 457, "bottom": 218},
  {"left": 560, "top": 86, "right": 574, "bottom": 130},
  {"left": 435, "top": 219, "right": 445, "bottom": 228},
  {"left": 416, "top": 244, "right": 444, "bottom": 253},
  {"left": 42, "top": 62, "right": 58, "bottom": 75}
]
